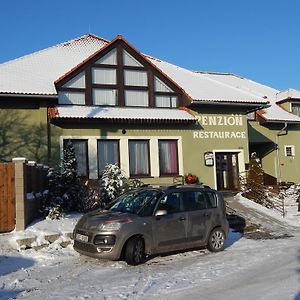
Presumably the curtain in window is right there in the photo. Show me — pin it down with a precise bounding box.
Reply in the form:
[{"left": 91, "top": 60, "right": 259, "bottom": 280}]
[
  {"left": 62, "top": 72, "right": 85, "bottom": 88},
  {"left": 58, "top": 92, "right": 85, "bottom": 105},
  {"left": 154, "top": 76, "right": 173, "bottom": 92},
  {"left": 92, "top": 68, "right": 116, "bottom": 84},
  {"left": 159, "top": 140, "right": 178, "bottom": 175},
  {"left": 96, "top": 48, "right": 117, "bottom": 65},
  {"left": 155, "top": 96, "right": 177, "bottom": 108},
  {"left": 71, "top": 140, "right": 88, "bottom": 177},
  {"left": 98, "top": 140, "right": 119, "bottom": 175},
  {"left": 93, "top": 89, "right": 117, "bottom": 105},
  {"left": 124, "top": 70, "right": 148, "bottom": 86},
  {"left": 129, "top": 141, "right": 149, "bottom": 176},
  {"left": 292, "top": 104, "right": 300, "bottom": 117},
  {"left": 125, "top": 90, "right": 148, "bottom": 107}
]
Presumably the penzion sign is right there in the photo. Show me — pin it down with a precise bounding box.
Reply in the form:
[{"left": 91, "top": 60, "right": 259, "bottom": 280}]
[{"left": 193, "top": 114, "right": 246, "bottom": 139}]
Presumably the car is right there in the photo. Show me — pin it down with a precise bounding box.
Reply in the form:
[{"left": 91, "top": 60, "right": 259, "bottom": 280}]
[{"left": 73, "top": 184, "right": 229, "bottom": 265}]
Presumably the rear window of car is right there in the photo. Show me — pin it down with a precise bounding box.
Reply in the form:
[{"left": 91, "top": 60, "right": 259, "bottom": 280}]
[{"left": 205, "top": 191, "right": 218, "bottom": 208}]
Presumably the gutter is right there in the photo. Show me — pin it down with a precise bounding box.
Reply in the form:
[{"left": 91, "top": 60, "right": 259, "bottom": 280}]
[
  {"left": 275, "top": 122, "right": 288, "bottom": 183},
  {"left": 0, "top": 93, "right": 58, "bottom": 99}
]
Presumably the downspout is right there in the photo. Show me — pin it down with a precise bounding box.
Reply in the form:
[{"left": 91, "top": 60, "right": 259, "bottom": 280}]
[{"left": 275, "top": 122, "right": 288, "bottom": 183}]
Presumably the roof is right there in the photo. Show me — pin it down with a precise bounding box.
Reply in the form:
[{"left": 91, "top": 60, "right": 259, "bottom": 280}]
[
  {"left": 0, "top": 34, "right": 108, "bottom": 95},
  {"left": 53, "top": 105, "right": 196, "bottom": 124},
  {"left": 2, "top": 33, "right": 299, "bottom": 123},
  {"left": 200, "top": 72, "right": 300, "bottom": 123},
  {"left": 0, "top": 34, "right": 267, "bottom": 106},
  {"left": 276, "top": 89, "right": 300, "bottom": 102},
  {"left": 147, "top": 57, "right": 268, "bottom": 105}
]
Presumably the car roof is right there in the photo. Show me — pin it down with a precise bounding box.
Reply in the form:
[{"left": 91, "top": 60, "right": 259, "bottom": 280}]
[{"left": 138, "top": 184, "right": 215, "bottom": 193}]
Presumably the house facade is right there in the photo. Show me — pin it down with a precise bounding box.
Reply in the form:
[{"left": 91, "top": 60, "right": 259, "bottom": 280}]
[{"left": 1, "top": 34, "right": 299, "bottom": 190}]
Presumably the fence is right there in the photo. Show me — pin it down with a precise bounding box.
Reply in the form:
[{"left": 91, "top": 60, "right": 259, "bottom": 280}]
[
  {"left": 0, "top": 158, "right": 48, "bottom": 232},
  {"left": 0, "top": 163, "right": 15, "bottom": 233},
  {"left": 239, "top": 171, "right": 285, "bottom": 216}
]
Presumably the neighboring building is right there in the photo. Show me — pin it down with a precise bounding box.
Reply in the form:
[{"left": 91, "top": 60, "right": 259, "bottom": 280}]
[{"left": 1, "top": 34, "right": 298, "bottom": 190}]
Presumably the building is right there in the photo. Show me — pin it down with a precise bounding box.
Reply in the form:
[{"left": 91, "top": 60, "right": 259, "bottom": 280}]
[{"left": 1, "top": 34, "right": 298, "bottom": 190}]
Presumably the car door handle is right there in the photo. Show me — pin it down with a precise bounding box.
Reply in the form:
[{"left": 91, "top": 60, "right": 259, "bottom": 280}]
[{"left": 179, "top": 217, "right": 186, "bottom": 221}]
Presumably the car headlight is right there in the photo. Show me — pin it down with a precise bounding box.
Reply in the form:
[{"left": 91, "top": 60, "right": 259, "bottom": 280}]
[{"left": 99, "top": 218, "right": 132, "bottom": 231}]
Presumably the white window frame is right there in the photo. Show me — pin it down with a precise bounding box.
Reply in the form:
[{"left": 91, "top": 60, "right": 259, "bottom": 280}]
[
  {"left": 60, "top": 136, "right": 183, "bottom": 179},
  {"left": 284, "top": 145, "right": 295, "bottom": 157}
]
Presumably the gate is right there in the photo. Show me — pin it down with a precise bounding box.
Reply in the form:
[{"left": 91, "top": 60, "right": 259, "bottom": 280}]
[{"left": 0, "top": 163, "right": 15, "bottom": 232}]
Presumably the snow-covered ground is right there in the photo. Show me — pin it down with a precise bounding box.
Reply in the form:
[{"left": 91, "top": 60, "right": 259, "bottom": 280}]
[{"left": 0, "top": 199, "right": 300, "bottom": 300}]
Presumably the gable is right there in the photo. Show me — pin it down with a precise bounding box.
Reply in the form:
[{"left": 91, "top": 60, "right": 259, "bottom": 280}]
[{"left": 55, "top": 37, "right": 191, "bottom": 108}]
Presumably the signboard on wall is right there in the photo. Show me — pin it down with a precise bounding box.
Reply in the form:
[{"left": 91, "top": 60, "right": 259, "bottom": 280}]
[{"left": 204, "top": 152, "right": 214, "bottom": 166}]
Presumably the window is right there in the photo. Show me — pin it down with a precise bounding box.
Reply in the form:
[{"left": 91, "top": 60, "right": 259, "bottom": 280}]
[
  {"left": 123, "top": 50, "right": 143, "bottom": 67},
  {"left": 63, "top": 139, "right": 88, "bottom": 177},
  {"left": 92, "top": 68, "right": 117, "bottom": 85},
  {"left": 125, "top": 90, "right": 148, "bottom": 107},
  {"left": 157, "top": 192, "right": 183, "bottom": 213},
  {"left": 285, "top": 145, "right": 295, "bottom": 157},
  {"left": 95, "top": 49, "right": 117, "bottom": 65},
  {"left": 128, "top": 140, "right": 150, "bottom": 176},
  {"left": 124, "top": 70, "right": 148, "bottom": 86},
  {"left": 158, "top": 140, "right": 178, "bottom": 176},
  {"left": 154, "top": 76, "right": 173, "bottom": 92},
  {"left": 93, "top": 89, "right": 117, "bottom": 105},
  {"left": 98, "top": 140, "right": 120, "bottom": 175},
  {"left": 58, "top": 92, "right": 85, "bottom": 105},
  {"left": 62, "top": 72, "right": 85, "bottom": 88},
  {"left": 292, "top": 103, "right": 300, "bottom": 116},
  {"left": 206, "top": 192, "right": 218, "bottom": 208},
  {"left": 155, "top": 96, "right": 177, "bottom": 108},
  {"left": 183, "top": 191, "right": 207, "bottom": 211}
]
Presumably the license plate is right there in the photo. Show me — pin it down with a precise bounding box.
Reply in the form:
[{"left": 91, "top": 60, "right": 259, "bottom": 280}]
[{"left": 76, "top": 233, "right": 88, "bottom": 242}]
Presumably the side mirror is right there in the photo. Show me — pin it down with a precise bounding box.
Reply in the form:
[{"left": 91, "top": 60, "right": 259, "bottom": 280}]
[{"left": 155, "top": 210, "right": 168, "bottom": 218}]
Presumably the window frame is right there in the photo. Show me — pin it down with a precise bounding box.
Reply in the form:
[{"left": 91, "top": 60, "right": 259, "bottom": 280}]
[
  {"left": 63, "top": 139, "right": 89, "bottom": 178},
  {"left": 97, "top": 139, "right": 120, "bottom": 177},
  {"left": 128, "top": 139, "right": 151, "bottom": 178},
  {"left": 284, "top": 145, "right": 295, "bottom": 157},
  {"left": 158, "top": 139, "right": 179, "bottom": 177},
  {"left": 55, "top": 41, "right": 184, "bottom": 108}
]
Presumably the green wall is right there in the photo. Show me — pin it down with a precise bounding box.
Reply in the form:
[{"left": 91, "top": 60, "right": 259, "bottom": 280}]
[
  {"left": 249, "top": 120, "right": 300, "bottom": 183},
  {"left": 0, "top": 101, "right": 49, "bottom": 164},
  {"left": 52, "top": 106, "right": 250, "bottom": 188}
]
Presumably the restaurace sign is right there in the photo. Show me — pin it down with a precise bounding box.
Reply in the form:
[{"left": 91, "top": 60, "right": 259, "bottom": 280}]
[{"left": 193, "top": 114, "right": 246, "bottom": 139}]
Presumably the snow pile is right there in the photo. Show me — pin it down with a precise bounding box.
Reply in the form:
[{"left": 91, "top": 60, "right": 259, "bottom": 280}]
[{"left": 235, "top": 193, "right": 300, "bottom": 227}]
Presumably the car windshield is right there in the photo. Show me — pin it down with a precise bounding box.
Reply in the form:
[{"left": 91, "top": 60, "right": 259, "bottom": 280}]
[{"left": 105, "top": 189, "right": 160, "bottom": 215}]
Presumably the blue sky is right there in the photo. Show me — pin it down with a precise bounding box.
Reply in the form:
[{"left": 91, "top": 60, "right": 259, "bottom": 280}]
[{"left": 1, "top": 0, "right": 300, "bottom": 91}]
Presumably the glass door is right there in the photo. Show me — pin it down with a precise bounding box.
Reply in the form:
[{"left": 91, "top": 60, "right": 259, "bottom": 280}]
[{"left": 215, "top": 153, "right": 239, "bottom": 191}]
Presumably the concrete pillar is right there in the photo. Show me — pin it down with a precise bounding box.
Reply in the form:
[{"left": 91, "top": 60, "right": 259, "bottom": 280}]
[{"left": 13, "top": 157, "right": 27, "bottom": 231}]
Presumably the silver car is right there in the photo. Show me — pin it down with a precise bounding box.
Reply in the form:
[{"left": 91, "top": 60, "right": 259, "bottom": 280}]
[{"left": 73, "top": 185, "right": 229, "bottom": 265}]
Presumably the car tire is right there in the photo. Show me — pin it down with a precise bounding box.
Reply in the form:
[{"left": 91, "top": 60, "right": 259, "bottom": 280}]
[
  {"left": 207, "top": 228, "right": 225, "bottom": 252},
  {"left": 124, "top": 236, "right": 146, "bottom": 265}
]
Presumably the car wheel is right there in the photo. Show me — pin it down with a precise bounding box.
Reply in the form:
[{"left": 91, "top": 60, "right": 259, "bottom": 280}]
[
  {"left": 124, "top": 236, "right": 145, "bottom": 265},
  {"left": 207, "top": 228, "right": 225, "bottom": 252}
]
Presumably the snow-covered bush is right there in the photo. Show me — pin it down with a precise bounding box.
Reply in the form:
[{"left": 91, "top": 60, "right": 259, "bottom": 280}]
[
  {"left": 42, "top": 140, "right": 85, "bottom": 219},
  {"left": 99, "top": 164, "right": 143, "bottom": 204}
]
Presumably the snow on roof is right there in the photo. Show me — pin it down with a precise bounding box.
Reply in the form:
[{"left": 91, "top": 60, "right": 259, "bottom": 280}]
[
  {"left": 0, "top": 34, "right": 108, "bottom": 95},
  {"left": 276, "top": 88, "right": 300, "bottom": 102},
  {"left": 55, "top": 105, "right": 196, "bottom": 123},
  {"left": 0, "top": 34, "right": 267, "bottom": 106},
  {"left": 1, "top": 33, "right": 298, "bottom": 123},
  {"left": 146, "top": 57, "right": 268, "bottom": 104},
  {"left": 201, "top": 72, "right": 300, "bottom": 123}
]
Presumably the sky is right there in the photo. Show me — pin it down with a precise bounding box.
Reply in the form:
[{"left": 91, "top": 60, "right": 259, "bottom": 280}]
[{"left": 1, "top": 0, "right": 300, "bottom": 91}]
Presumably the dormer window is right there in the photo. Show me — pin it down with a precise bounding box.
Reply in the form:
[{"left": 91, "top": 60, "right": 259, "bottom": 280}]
[
  {"left": 56, "top": 38, "right": 186, "bottom": 108},
  {"left": 291, "top": 103, "right": 300, "bottom": 117}
]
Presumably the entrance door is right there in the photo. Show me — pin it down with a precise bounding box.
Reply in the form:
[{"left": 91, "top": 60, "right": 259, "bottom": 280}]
[{"left": 215, "top": 153, "right": 239, "bottom": 191}]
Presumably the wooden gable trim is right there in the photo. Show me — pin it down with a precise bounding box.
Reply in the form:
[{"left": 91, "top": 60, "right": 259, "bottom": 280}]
[{"left": 54, "top": 35, "right": 192, "bottom": 106}]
